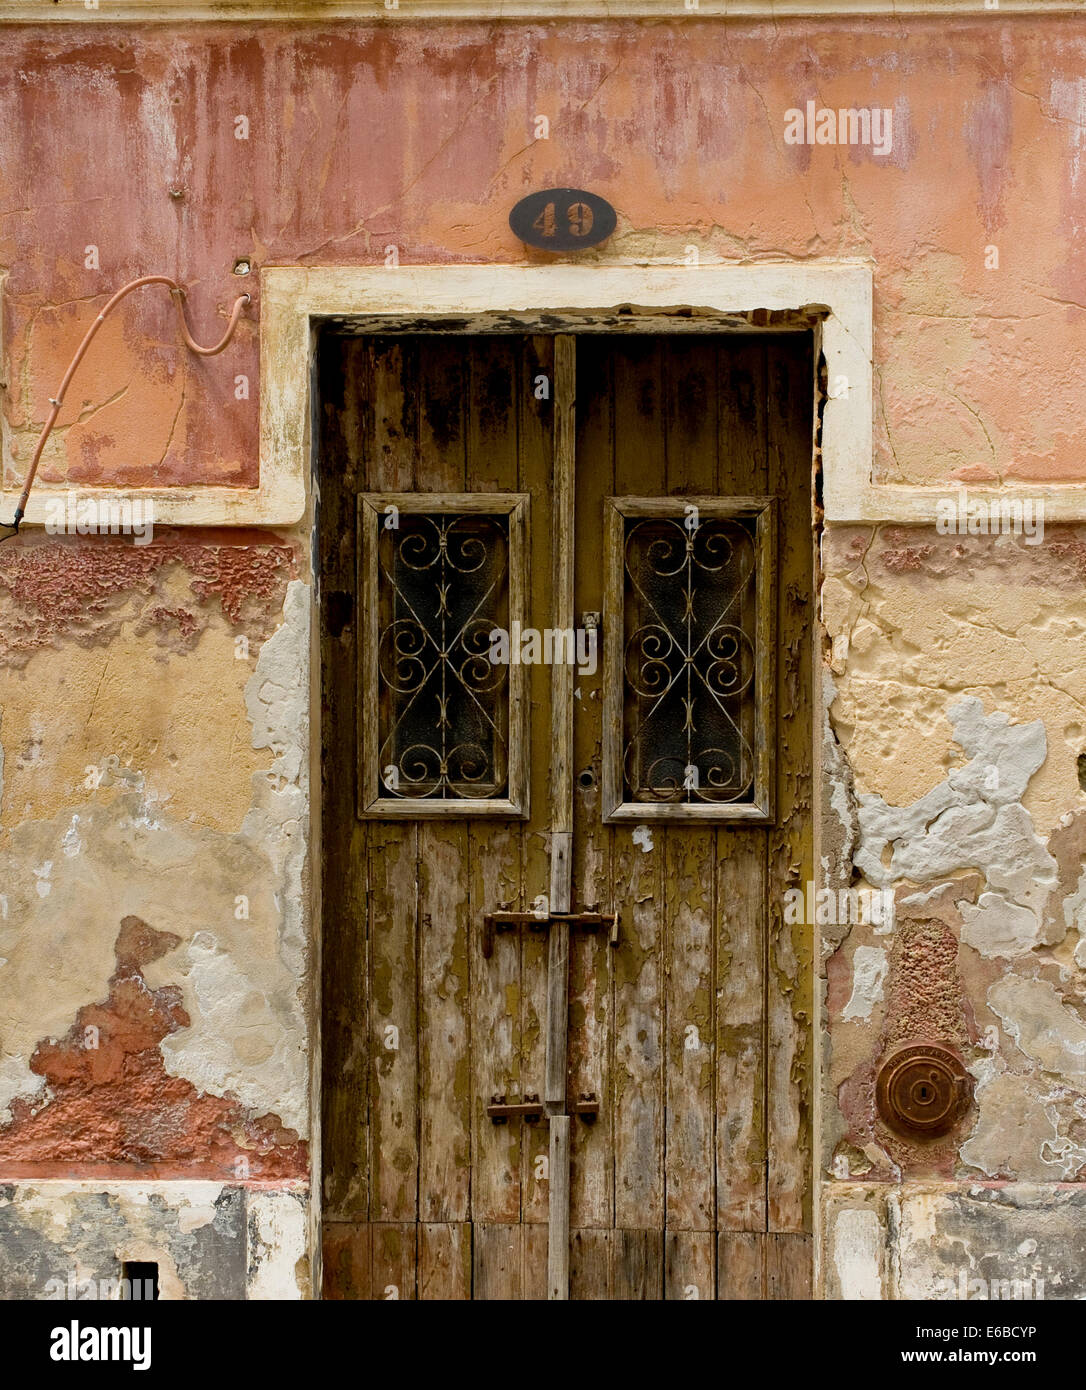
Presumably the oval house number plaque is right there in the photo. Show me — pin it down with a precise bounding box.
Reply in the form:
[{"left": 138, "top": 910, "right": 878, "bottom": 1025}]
[{"left": 510, "top": 188, "right": 617, "bottom": 251}]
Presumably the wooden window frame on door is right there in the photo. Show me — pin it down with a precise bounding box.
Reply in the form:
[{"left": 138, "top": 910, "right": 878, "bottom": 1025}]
[
  {"left": 601, "top": 494, "right": 777, "bottom": 824},
  {"left": 357, "top": 490, "right": 531, "bottom": 819}
]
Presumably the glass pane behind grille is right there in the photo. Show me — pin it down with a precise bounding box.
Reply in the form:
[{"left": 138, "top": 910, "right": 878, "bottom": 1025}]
[
  {"left": 622, "top": 514, "right": 757, "bottom": 804},
  {"left": 377, "top": 512, "right": 509, "bottom": 800}
]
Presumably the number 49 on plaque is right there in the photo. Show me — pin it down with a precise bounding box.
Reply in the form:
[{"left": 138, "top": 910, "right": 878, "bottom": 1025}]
[{"left": 509, "top": 188, "right": 617, "bottom": 252}]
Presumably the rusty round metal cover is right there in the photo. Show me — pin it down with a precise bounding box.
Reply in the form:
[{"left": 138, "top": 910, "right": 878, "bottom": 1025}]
[{"left": 875, "top": 1041, "right": 973, "bottom": 1137}]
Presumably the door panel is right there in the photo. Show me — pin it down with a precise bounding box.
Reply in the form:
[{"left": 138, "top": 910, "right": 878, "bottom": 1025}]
[
  {"left": 572, "top": 330, "right": 789, "bottom": 1295},
  {"left": 319, "top": 328, "right": 814, "bottom": 1300},
  {"left": 320, "top": 334, "right": 556, "bottom": 1299},
  {"left": 571, "top": 334, "right": 814, "bottom": 1298}
]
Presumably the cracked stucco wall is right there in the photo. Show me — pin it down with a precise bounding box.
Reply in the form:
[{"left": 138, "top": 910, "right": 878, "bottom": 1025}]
[
  {"left": 821, "top": 526, "right": 1086, "bottom": 1298},
  {"left": 0, "top": 539, "right": 312, "bottom": 1298},
  {"left": 0, "top": 1182, "right": 309, "bottom": 1300}
]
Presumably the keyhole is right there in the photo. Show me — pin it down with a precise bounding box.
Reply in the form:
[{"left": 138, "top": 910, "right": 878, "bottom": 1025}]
[{"left": 578, "top": 767, "right": 596, "bottom": 789}]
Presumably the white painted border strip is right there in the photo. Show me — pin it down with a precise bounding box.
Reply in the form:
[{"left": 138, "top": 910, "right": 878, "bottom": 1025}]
[
  {"left": 261, "top": 261, "right": 875, "bottom": 527},
  {"left": 2, "top": 1, "right": 1084, "bottom": 21}
]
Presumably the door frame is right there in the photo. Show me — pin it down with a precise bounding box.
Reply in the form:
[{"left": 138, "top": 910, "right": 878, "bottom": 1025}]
[{"left": 291, "top": 261, "right": 875, "bottom": 1296}]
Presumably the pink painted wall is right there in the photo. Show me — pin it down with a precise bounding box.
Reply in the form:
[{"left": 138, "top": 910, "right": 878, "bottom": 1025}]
[{"left": 1, "top": 17, "right": 1083, "bottom": 492}]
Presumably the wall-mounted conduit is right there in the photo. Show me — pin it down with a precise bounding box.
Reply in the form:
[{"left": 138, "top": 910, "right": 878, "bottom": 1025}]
[{"left": 0, "top": 275, "right": 251, "bottom": 542}]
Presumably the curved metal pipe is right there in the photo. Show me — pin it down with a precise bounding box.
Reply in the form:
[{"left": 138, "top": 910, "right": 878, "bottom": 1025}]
[{"left": 1, "top": 275, "right": 251, "bottom": 540}]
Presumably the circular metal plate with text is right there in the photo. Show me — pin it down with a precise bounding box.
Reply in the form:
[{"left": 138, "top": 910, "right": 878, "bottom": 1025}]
[{"left": 876, "top": 1040, "right": 974, "bottom": 1138}]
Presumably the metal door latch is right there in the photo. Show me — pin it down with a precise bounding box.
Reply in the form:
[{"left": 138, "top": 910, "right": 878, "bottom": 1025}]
[
  {"left": 486, "top": 1091, "right": 600, "bottom": 1124},
  {"left": 569, "top": 1093, "right": 599, "bottom": 1122},
  {"left": 487, "top": 1094, "right": 544, "bottom": 1124},
  {"left": 482, "top": 909, "right": 618, "bottom": 959}
]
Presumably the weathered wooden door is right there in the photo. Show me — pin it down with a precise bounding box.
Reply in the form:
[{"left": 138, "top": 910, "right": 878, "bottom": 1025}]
[{"left": 320, "top": 328, "right": 814, "bottom": 1300}]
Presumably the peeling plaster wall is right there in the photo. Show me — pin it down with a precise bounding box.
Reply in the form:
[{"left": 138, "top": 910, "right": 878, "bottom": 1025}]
[
  {"left": 822, "top": 527, "right": 1086, "bottom": 1299},
  {"left": 0, "top": 537, "right": 311, "bottom": 1296},
  {"left": 3, "top": 14, "right": 1086, "bottom": 1298},
  {"left": 0, "top": 1182, "right": 309, "bottom": 1300}
]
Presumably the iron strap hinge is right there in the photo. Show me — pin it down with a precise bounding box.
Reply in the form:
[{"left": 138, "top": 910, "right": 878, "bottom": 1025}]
[{"left": 482, "top": 910, "right": 619, "bottom": 959}]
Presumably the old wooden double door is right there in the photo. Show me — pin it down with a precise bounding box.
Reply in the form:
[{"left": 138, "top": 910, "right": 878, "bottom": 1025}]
[{"left": 320, "top": 326, "right": 814, "bottom": 1300}]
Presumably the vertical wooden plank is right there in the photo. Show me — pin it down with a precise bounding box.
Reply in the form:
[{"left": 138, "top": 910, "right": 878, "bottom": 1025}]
[
  {"left": 369, "top": 338, "right": 419, "bottom": 490},
  {"left": 474, "top": 1222, "right": 522, "bottom": 1301},
  {"left": 716, "top": 337, "right": 769, "bottom": 497},
  {"left": 467, "top": 336, "right": 519, "bottom": 491},
  {"left": 550, "top": 334, "right": 577, "bottom": 870},
  {"left": 570, "top": 1229, "right": 612, "bottom": 1300},
  {"left": 717, "top": 1231, "right": 766, "bottom": 1300},
  {"left": 418, "top": 838, "right": 471, "bottom": 1221},
  {"left": 610, "top": 339, "right": 666, "bottom": 1239},
  {"left": 419, "top": 1223, "right": 472, "bottom": 1300},
  {"left": 370, "top": 1223, "right": 418, "bottom": 1300},
  {"left": 665, "top": 1231, "right": 715, "bottom": 1302},
  {"left": 544, "top": 921, "right": 570, "bottom": 1106},
  {"left": 766, "top": 1232, "right": 813, "bottom": 1300},
  {"left": 665, "top": 336, "right": 719, "bottom": 499},
  {"left": 715, "top": 832, "right": 768, "bottom": 1230},
  {"left": 368, "top": 824, "right": 420, "bottom": 1223},
  {"left": 570, "top": 334, "right": 615, "bottom": 1238},
  {"left": 468, "top": 341, "right": 526, "bottom": 1245},
  {"left": 473, "top": 1222, "right": 548, "bottom": 1300},
  {"left": 663, "top": 831, "right": 715, "bottom": 1232},
  {"left": 365, "top": 339, "right": 421, "bottom": 1310},
  {"left": 766, "top": 336, "right": 815, "bottom": 1235},
  {"left": 550, "top": 333, "right": 578, "bottom": 1262},
  {"left": 416, "top": 336, "right": 468, "bottom": 495},
  {"left": 545, "top": 334, "right": 577, "bottom": 1301},
  {"left": 567, "top": 924, "right": 612, "bottom": 1229},
  {"left": 520, "top": 335, "right": 555, "bottom": 1230},
  {"left": 610, "top": 832, "right": 665, "bottom": 1231},
  {"left": 321, "top": 1222, "right": 372, "bottom": 1300},
  {"left": 662, "top": 343, "right": 718, "bottom": 1242},
  {"left": 522, "top": 1222, "right": 550, "bottom": 1300},
  {"left": 612, "top": 1229, "right": 664, "bottom": 1300},
  {"left": 715, "top": 338, "right": 771, "bottom": 1235},
  {"left": 319, "top": 335, "right": 371, "bottom": 1228},
  {"left": 415, "top": 340, "right": 473, "bottom": 1226},
  {"left": 547, "top": 1115, "right": 571, "bottom": 1300}
]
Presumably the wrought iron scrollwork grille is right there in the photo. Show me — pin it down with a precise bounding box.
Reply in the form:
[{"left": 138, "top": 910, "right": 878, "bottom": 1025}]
[
  {"left": 375, "top": 510, "right": 510, "bottom": 802},
  {"left": 623, "top": 514, "right": 756, "bottom": 803},
  {"left": 603, "top": 497, "right": 774, "bottom": 822}
]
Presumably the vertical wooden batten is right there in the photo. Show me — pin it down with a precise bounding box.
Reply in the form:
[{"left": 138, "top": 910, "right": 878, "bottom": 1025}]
[{"left": 545, "top": 334, "right": 577, "bottom": 1299}]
